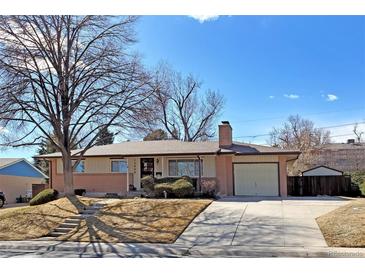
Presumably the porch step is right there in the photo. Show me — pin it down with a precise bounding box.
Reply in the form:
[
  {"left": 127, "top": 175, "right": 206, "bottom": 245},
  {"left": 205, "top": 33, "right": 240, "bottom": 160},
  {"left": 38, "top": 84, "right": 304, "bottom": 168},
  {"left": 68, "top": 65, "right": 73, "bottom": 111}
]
[
  {"left": 58, "top": 223, "right": 78, "bottom": 229},
  {"left": 64, "top": 218, "right": 82, "bottom": 224},
  {"left": 49, "top": 231, "right": 67, "bottom": 237},
  {"left": 81, "top": 210, "right": 96, "bottom": 215},
  {"left": 86, "top": 206, "right": 103, "bottom": 210},
  {"left": 54, "top": 227, "right": 74, "bottom": 233},
  {"left": 68, "top": 215, "right": 85, "bottom": 220},
  {"left": 44, "top": 202, "right": 106, "bottom": 239}
]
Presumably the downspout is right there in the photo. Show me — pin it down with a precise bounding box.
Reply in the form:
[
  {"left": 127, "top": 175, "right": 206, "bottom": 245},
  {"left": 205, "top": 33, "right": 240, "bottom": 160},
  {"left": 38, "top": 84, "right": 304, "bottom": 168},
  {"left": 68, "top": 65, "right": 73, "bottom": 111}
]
[
  {"left": 197, "top": 155, "right": 201, "bottom": 192},
  {"left": 48, "top": 159, "right": 53, "bottom": 189}
]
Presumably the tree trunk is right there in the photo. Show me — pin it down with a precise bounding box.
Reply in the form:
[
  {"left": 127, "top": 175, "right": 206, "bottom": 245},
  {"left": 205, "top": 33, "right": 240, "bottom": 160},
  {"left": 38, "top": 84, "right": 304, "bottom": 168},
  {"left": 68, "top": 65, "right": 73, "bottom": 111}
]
[{"left": 62, "top": 153, "right": 74, "bottom": 195}]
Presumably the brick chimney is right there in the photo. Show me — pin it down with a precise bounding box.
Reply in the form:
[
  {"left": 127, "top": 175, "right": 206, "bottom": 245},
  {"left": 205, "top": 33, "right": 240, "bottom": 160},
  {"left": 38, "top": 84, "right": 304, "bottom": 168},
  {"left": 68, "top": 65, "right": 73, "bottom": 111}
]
[{"left": 219, "top": 121, "right": 232, "bottom": 148}]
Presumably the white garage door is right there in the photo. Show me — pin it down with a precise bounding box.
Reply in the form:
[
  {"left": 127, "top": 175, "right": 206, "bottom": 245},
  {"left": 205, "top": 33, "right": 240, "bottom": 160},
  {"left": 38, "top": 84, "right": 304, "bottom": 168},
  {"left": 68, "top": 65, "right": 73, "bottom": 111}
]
[{"left": 234, "top": 163, "right": 279, "bottom": 196}]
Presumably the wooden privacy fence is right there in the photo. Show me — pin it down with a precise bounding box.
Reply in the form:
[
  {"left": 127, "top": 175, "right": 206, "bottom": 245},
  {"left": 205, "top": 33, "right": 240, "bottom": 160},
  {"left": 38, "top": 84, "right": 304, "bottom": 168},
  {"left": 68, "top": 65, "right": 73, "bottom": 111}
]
[{"left": 287, "top": 175, "right": 352, "bottom": 196}]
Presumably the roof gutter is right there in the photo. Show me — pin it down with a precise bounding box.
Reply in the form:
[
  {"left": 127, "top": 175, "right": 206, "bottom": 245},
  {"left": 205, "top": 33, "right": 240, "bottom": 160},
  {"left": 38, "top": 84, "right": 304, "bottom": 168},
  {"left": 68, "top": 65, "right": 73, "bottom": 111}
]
[
  {"left": 34, "top": 151, "right": 221, "bottom": 159},
  {"left": 234, "top": 151, "right": 301, "bottom": 156}
]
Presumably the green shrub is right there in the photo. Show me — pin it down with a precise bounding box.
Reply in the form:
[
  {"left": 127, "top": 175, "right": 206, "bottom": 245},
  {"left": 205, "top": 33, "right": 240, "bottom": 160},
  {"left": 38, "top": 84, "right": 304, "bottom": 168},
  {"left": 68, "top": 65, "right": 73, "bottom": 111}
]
[
  {"left": 141, "top": 176, "right": 155, "bottom": 193},
  {"left": 154, "top": 177, "right": 195, "bottom": 198},
  {"left": 171, "top": 179, "right": 194, "bottom": 198},
  {"left": 155, "top": 177, "right": 177, "bottom": 184},
  {"left": 154, "top": 183, "right": 173, "bottom": 197},
  {"left": 181, "top": 176, "right": 193, "bottom": 184},
  {"left": 360, "top": 184, "right": 365, "bottom": 196},
  {"left": 349, "top": 172, "right": 365, "bottom": 196},
  {"left": 29, "top": 189, "right": 59, "bottom": 206},
  {"left": 350, "top": 171, "right": 365, "bottom": 185}
]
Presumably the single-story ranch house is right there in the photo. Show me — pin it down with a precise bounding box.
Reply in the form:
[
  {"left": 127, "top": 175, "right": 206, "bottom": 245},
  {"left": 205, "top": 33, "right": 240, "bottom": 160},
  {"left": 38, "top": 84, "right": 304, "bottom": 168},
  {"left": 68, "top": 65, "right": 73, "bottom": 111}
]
[{"left": 36, "top": 122, "right": 300, "bottom": 197}]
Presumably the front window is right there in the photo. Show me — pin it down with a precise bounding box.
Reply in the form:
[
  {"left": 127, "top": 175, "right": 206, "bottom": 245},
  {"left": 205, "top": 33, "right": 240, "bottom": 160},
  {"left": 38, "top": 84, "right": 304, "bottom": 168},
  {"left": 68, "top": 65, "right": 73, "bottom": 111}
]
[
  {"left": 73, "top": 160, "right": 85, "bottom": 173},
  {"left": 111, "top": 160, "right": 128, "bottom": 173},
  {"left": 168, "top": 159, "right": 203, "bottom": 177}
]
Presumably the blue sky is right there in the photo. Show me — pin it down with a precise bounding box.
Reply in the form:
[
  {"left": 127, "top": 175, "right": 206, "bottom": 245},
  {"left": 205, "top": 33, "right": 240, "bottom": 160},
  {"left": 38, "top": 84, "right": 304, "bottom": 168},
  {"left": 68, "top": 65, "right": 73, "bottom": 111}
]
[{"left": 1, "top": 15, "right": 365, "bottom": 159}]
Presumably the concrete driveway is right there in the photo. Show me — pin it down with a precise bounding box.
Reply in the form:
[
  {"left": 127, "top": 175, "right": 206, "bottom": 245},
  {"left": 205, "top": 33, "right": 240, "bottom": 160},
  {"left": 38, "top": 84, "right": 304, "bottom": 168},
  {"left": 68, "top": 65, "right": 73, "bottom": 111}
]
[{"left": 176, "top": 197, "right": 350, "bottom": 247}]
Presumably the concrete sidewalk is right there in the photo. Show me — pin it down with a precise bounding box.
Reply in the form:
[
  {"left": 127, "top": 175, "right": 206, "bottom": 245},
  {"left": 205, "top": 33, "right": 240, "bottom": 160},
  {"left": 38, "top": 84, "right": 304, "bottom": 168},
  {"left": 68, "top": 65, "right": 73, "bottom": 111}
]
[
  {"left": 0, "top": 240, "right": 364, "bottom": 258},
  {"left": 0, "top": 240, "right": 185, "bottom": 258}
]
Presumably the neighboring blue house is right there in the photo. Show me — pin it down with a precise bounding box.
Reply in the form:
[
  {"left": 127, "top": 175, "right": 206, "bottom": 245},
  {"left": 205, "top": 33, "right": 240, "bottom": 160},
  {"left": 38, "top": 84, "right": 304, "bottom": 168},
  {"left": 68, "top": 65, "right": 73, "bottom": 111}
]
[{"left": 0, "top": 158, "right": 47, "bottom": 203}]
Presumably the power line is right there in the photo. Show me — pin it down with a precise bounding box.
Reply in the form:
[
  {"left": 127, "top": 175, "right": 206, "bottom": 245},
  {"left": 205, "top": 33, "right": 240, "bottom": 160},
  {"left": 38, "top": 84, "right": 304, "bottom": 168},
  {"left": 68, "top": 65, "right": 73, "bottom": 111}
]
[
  {"left": 230, "top": 107, "right": 365, "bottom": 124},
  {"left": 329, "top": 133, "right": 357, "bottom": 138},
  {"left": 319, "top": 121, "right": 365, "bottom": 129},
  {"left": 233, "top": 121, "right": 365, "bottom": 139}
]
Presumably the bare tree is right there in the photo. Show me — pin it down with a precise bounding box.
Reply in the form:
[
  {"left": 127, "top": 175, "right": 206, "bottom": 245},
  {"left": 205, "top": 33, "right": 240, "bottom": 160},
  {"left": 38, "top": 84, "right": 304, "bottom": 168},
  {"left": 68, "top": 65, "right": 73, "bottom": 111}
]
[
  {"left": 353, "top": 123, "right": 364, "bottom": 143},
  {"left": 269, "top": 115, "right": 331, "bottom": 174},
  {"left": 134, "top": 64, "right": 224, "bottom": 141},
  {"left": 0, "top": 16, "right": 153, "bottom": 194}
]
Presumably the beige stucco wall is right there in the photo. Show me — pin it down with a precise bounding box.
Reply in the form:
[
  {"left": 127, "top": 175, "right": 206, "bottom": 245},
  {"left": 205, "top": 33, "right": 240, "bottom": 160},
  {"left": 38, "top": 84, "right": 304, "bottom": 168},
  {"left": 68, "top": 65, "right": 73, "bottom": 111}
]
[
  {"left": 86, "top": 157, "right": 117, "bottom": 173},
  {"left": 216, "top": 155, "right": 233, "bottom": 195},
  {"left": 0, "top": 175, "right": 45, "bottom": 203},
  {"left": 278, "top": 156, "right": 288, "bottom": 197},
  {"left": 57, "top": 157, "right": 128, "bottom": 174}
]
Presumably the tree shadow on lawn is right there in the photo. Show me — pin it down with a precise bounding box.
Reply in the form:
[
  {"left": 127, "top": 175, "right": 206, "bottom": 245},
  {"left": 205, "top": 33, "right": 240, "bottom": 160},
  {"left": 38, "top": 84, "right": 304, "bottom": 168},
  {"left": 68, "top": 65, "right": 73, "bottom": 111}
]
[
  {"left": 0, "top": 196, "right": 87, "bottom": 241},
  {"left": 58, "top": 198, "right": 210, "bottom": 244}
]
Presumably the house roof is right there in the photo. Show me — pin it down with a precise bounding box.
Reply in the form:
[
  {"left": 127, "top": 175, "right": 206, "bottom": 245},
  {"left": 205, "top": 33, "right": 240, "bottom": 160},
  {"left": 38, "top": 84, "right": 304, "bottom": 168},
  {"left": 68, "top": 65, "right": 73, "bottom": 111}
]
[
  {"left": 302, "top": 165, "right": 344, "bottom": 175},
  {"left": 34, "top": 140, "right": 300, "bottom": 159},
  {"left": 0, "top": 158, "right": 23, "bottom": 169},
  {"left": 316, "top": 142, "right": 365, "bottom": 150},
  {"left": 0, "top": 158, "right": 48, "bottom": 179}
]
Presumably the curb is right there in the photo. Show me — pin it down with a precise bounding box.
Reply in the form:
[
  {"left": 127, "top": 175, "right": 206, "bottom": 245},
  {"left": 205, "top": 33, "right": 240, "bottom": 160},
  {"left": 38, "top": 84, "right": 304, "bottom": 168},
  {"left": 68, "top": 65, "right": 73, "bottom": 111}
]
[
  {"left": 0, "top": 240, "right": 188, "bottom": 256},
  {"left": 0, "top": 241, "right": 364, "bottom": 258}
]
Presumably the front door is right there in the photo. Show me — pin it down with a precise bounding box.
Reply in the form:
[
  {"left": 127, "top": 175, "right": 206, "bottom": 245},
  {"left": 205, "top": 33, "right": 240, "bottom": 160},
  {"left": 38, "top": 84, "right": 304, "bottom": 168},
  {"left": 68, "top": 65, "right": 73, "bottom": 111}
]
[{"left": 140, "top": 158, "right": 154, "bottom": 178}]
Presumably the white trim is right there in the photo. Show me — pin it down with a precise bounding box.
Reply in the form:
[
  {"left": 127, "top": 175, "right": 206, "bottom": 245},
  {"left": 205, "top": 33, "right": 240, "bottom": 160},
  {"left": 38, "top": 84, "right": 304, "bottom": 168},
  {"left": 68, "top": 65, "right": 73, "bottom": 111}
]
[
  {"left": 161, "top": 157, "right": 165, "bottom": 177},
  {"left": 167, "top": 158, "right": 203, "bottom": 177},
  {"left": 110, "top": 159, "right": 128, "bottom": 173}
]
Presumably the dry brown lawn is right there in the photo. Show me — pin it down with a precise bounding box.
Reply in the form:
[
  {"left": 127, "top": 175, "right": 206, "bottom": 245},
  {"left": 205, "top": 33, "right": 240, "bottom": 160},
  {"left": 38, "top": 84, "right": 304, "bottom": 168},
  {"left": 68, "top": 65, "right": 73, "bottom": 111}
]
[
  {"left": 316, "top": 198, "right": 365, "bottom": 247},
  {"left": 0, "top": 196, "right": 91, "bottom": 240},
  {"left": 58, "top": 198, "right": 212, "bottom": 243}
]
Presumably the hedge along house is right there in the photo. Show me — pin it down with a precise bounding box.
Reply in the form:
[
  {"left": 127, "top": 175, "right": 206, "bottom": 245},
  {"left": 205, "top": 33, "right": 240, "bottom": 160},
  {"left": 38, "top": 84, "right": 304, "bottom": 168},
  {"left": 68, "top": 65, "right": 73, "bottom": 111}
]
[
  {"left": 35, "top": 122, "right": 300, "bottom": 197},
  {"left": 0, "top": 158, "right": 48, "bottom": 203}
]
